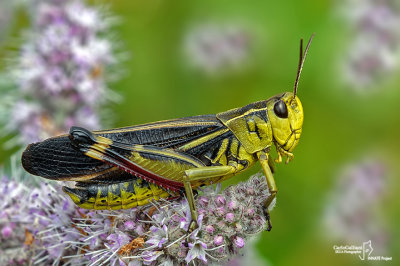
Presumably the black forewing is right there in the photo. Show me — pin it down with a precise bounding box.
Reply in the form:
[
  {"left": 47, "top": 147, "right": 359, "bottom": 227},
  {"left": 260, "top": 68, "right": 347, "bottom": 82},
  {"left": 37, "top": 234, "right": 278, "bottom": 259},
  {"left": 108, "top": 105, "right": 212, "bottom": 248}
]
[
  {"left": 22, "top": 114, "right": 227, "bottom": 180},
  {"left": 22, "top": 135, "right": 110, "bottom": 179},
  {"left": 95, "top": 115, "right": 225, "bottom": 148}
]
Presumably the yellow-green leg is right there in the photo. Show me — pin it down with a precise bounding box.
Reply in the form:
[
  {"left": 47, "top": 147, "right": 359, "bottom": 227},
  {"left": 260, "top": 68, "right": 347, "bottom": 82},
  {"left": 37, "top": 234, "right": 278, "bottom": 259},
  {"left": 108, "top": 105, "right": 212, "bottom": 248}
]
[
  {"left": 257, "top": 151, "right": 277, "bottom": 231},
  {"left": 257, "top": 151, "right": 277, "bottom": 209},
  {"left": 183, "top": 165, "right": 237, "bottom": 229}
]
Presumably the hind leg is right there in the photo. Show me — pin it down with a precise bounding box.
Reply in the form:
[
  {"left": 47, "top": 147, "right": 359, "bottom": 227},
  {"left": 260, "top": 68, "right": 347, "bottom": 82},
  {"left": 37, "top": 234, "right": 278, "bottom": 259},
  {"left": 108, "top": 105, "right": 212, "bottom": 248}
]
[{"left": 183, "top": 165, "right": 237, "bottom": 230}]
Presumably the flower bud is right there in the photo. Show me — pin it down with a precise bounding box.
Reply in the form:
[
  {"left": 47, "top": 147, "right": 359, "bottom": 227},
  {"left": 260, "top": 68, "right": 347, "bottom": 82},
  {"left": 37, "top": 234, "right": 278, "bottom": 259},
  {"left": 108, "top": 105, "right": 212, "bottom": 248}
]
[
  {"left": 245, "top": 208, "right": 255, "bottom": 217},
  {"left": 214, "top": 235, "right": 224, "bottom": 246},
  {"left": 1, "top": 226, "right": 12, "bottom": 238},
  {"left": 205, "top": 225, "right": 215, "bottom": 234},
  {"left": 233, "top": 236, "right": 245, "bottom": 248},
  {"left": 214, "top": 195, "right": 226, "bottom": 207},
  {"left": 214, "top": 206, "right": 226, "bottom": 217},
  {"left": 234, "top": 223, "right": 243, "bottom": 232},
  {"left": 225, "top": 213, "right": 235, "bottom": 223},
  {"left": 245, "top": 186, "right": 255, "bottom": 195},
  {"left": 227, "top": 200, "right": 238, "bottom": 211},
  {"left": 197, "top": 196, "right": 209, "bottom": 207}
]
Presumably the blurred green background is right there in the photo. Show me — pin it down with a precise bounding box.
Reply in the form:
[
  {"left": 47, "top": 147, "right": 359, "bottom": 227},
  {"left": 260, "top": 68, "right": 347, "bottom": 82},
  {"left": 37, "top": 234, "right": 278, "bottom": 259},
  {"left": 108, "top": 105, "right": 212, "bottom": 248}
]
[{"left": 1, "top": 1, "right": 399, "bottom": 265}]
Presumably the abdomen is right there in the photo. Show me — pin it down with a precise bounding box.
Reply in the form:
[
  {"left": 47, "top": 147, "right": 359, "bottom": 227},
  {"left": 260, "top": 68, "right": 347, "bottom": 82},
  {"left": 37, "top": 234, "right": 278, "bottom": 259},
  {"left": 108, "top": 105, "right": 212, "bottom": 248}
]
[{"left": 63, "top": 177, "right": 177, "bottom": 210}]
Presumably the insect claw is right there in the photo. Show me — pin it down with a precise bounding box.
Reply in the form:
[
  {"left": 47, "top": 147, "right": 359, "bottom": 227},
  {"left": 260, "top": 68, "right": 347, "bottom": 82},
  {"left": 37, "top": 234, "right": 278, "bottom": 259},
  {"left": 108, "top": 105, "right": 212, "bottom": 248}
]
[
  {"left": 286, "top": 152, "right": 294, "bottom": 164},
  {"left": 285, "top": 155, "right": 293, "bottom": 164},
  {"left": 275, "top": 152, "right": 282, "bottom": 163}
]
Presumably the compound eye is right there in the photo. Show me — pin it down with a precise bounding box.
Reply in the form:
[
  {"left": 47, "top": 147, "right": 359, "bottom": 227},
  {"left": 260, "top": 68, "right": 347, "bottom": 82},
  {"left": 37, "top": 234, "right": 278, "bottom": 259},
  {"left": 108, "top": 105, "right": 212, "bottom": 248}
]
[{"left": 273, "top": 100, "right": 288, "bottom": 118}]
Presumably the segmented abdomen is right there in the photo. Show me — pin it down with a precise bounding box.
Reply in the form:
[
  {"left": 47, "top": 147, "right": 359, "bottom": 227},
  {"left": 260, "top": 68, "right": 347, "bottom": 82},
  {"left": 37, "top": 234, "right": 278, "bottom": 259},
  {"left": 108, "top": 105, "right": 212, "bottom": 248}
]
[{"left": 63, "top": 178, "right": 176, "bottom": 210}]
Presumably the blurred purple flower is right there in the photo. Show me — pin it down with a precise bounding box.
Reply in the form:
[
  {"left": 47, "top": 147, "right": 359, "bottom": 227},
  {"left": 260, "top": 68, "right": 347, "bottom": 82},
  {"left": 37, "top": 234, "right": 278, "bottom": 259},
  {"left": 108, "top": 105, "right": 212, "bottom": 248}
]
[
  {"left": 323, "top": 157, "right": 389, "bottom": 253},
  {"left": 6, "top": 0, "right": 118, "bottom": 145},
  {"left": 184, "top": 23, "right": 253, "bottom": 75},
  {"left": 1, "top": 225, "right": 13, "bottom": 238},
  {"left": 340, "top": 0, "right": 400, "bottom": 91}
]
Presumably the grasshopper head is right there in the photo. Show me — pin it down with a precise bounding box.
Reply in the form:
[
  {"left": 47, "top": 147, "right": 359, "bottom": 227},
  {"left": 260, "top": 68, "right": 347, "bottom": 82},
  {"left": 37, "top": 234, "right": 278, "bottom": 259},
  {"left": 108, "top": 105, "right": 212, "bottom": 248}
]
[
  {"left": 267, "top": 92, "right": 303, "bottom": 156},
  {"left": 266, "top": 33, "right": 313, "bottom": 163}
]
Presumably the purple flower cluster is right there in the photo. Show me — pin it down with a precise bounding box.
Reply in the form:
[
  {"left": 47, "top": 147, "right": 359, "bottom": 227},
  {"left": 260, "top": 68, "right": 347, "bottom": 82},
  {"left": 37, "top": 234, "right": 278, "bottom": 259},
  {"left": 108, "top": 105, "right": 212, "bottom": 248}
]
[
  {"left": 71, "top": 173, "right": 272, "bottom": 265},
  {"left": 184, "top": 23, "right": 252, "bottom": 75},
  {"left": 0, "top": 177, "right": 29, "bottom": 265},
  {"left": 7, "top": 0, "right": 117, "bottom": 144},
  {"left": 0, "top": 174, "right": 87, "bottom": 265},
  {"left": 341, "top": 0, "right": 400, "bottom": 91},
  {"left": 323, "top": 158, "right": 389, "bottom": 253},
  {"left": 0, "top": 172, "right": 273, "bottom": 265}
]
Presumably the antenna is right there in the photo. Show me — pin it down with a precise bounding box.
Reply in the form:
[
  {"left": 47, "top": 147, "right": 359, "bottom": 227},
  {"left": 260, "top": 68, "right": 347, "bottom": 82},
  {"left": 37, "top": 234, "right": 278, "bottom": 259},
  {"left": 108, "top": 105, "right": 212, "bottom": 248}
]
[{"left": 293, "top": 33, "right": 315, "bottom": 98}]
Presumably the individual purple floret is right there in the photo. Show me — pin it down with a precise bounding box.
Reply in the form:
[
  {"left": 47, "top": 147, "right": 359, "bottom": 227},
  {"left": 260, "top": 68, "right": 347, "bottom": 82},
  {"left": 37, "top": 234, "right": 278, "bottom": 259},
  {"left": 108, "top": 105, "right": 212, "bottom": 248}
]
[{"left": 233, "top": 236, "right": 245, "bottom": 248}]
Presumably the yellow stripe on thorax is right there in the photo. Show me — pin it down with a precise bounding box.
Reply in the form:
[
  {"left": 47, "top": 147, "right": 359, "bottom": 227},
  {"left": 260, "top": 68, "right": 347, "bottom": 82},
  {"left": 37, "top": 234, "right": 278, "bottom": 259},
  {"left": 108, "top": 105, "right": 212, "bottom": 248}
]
[
  {"left": 178, "top": 128, "right": 229, "bottom": 152},
  {"left": 211, "top": 138, "right": 229, "bottom": 164}
]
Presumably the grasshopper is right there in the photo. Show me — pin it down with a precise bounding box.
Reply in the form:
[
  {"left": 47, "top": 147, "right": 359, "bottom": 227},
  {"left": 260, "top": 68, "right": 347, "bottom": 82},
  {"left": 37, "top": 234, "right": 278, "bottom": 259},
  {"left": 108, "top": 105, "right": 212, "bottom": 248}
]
[{"left": 22, "top": 34, "right": 314, "bottom": 229}]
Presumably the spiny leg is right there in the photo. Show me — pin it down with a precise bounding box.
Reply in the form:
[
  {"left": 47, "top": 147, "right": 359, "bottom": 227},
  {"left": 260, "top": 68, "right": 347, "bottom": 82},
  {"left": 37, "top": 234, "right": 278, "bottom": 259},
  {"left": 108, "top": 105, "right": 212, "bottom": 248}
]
[
  {"left": 182, "top": 176, "right": 198, "bottom": 231},
  {"left": 257, "top": 150, "right": 277, "bottom": 231},
  {"left": 264, "top": 208, "right": 272, "bottom": 232},
  {"left": 183, "top": 165, "right": 237, "bottom": 231}
]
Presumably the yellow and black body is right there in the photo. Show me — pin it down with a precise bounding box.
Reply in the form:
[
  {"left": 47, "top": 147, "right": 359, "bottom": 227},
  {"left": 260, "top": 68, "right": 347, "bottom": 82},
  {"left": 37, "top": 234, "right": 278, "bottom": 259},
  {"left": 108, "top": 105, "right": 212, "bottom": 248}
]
[{"left": 21, "top": 34, "right": 314, "bottom": 228}]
